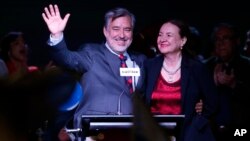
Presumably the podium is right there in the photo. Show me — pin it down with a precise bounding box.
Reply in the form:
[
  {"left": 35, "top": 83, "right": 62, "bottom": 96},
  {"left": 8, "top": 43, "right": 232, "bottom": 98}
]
[{"left": 78, "top": 114, "right": 185, "bottom": 141}]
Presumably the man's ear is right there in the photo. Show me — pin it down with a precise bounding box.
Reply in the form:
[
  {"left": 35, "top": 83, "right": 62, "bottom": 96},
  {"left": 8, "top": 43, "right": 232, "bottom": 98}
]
[{"left": 103, "top": 26, "right": 107, "bottom": 38}]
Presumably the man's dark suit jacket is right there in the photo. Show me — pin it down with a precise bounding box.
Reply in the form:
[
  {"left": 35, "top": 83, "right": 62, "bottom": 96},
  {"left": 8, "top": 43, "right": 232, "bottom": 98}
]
[
  {"left": 204, "top": 55, "right": 250, "bottom": 129},
  {"left": 144, "top": 53, "right": 218, "bottom": 141},
  {"left": 49, "top": 40, "right": 147, "bottom": 128}
]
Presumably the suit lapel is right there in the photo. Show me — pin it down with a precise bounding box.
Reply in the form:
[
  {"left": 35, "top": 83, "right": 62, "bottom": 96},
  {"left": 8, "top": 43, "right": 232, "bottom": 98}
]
[
  {"left": 129, "top": 53, "right": 144, "bottom": 90},
  {"left": 102, "top": 45, "right": 130, "bottom": 93},
  {"left": 180, "top": 54, "right": 190, "bottom": 109},
  {"left": 146, "top": 56, "right": 164, "bottom": 102}
]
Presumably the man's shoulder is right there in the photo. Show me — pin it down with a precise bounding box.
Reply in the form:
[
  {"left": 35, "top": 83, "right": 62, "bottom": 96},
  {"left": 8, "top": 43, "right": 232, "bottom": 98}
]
[
  {"left": 78, "top": 43, "right": 104, "bottom": 51},
  {"left": 77, "top": 43, "right": 105, "bottom": 55}
]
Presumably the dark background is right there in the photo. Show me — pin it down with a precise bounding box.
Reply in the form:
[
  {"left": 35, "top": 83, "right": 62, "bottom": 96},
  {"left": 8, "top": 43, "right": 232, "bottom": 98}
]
[{"left": 0, "top": 0, "right": 249, "bottom": 66}]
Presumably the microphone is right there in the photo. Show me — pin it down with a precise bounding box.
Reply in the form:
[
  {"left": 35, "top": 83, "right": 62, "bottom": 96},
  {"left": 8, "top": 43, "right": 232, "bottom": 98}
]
[
  {"left": 131, "top": 59, "right": 138, "bottom": 92},
  {"left": 129, "top": 55, "right": 136, "bottom": 62},
  {"left": 127, "top": 55, "right": 136, "bottom": 91},
  {"left": 117, "top": 90, "right": 125, "bottom": 115}
]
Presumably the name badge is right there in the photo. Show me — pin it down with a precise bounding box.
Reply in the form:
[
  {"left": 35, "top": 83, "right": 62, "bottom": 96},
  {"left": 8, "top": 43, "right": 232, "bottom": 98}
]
[{"left": 120, "top": 68, "right": 140, "bottom": 76}]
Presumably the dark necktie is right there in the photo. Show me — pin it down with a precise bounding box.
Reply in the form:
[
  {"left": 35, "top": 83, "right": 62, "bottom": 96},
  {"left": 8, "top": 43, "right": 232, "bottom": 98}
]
[{"left": 119, "top": 54, "right": 133, "bottom": 94}]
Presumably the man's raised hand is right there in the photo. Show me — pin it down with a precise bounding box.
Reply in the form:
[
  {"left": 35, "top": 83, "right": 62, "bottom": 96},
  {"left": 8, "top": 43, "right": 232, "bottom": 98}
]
[{"left": 42, "top": 4, "right": 70, "bottom": 38}]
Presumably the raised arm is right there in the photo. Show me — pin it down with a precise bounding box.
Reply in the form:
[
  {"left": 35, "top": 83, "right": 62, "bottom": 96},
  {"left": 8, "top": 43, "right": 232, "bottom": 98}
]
[{"left": 42, "top": 4, "right": 70, "bottom": 39}]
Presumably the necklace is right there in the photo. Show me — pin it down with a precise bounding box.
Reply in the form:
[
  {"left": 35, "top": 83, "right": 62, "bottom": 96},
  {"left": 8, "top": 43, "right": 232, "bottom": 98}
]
[
  {"left": 162, "top": 56, "right": 182, "bottom": 82},
  {"left": 162, "top": 66, "right": 180, "bottom": 82},
  {"left": 162, "top": 64, "right": 181, "bottom": 75}
]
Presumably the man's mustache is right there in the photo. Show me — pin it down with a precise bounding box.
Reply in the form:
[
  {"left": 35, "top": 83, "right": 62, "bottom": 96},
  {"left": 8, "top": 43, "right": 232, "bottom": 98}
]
[{"left": 114, "top": 37, "right": 128, "bottom": 41}]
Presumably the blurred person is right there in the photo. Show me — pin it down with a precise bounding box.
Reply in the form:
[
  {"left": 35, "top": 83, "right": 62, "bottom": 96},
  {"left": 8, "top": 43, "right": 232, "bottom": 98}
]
[
  {"left": 144, "top": 19, "right": 218, "bottom": 141},
  {"left": 0, "top": 31, "right": 76, "bottom": 141},
  {"left": 204, "top": 22, "right": 250, "bottom": 141},
  {"left": 241, "top": 29, "right": 250, "bottom": 57},
  {"left": 0, "top": 66, "right": 80, "bottom": 141},
  {"left": 0, "top": 58, "right": 8, "bottom": 77},
  {"left": 43, "top": 67, "right": 83, "bottom": 141},
  {"left": 0, "top": 31, "right": 39, "bottom": 78},
  {"left": 42, "top": 4, "right": 146, "bottom": 141},
  {"left": 185, "top": 26, "right": 205, "bottom": 61}
]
